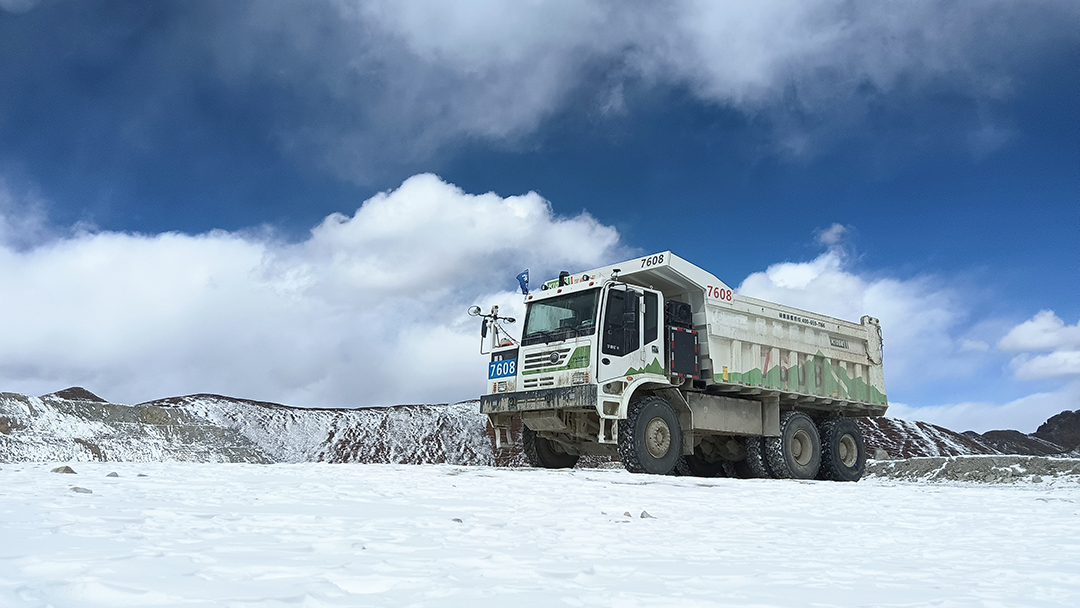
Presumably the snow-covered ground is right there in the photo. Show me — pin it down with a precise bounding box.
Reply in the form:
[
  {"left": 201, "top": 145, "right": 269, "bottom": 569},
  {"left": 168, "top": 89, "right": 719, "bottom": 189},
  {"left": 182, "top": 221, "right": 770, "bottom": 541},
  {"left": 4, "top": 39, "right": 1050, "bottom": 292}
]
[{"left": 1, "top": 463, "right": 1078, "bottom": 607}]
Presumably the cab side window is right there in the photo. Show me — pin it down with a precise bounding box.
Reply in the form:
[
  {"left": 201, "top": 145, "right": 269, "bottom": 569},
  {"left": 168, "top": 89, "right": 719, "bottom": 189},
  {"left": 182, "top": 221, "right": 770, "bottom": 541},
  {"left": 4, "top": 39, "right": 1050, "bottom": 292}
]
[
  {"left": 644, "top": 292, "right": 658, "bottom": 344},
  {"left": 602, "top": 289, "right": 640, "bottom": 356}
]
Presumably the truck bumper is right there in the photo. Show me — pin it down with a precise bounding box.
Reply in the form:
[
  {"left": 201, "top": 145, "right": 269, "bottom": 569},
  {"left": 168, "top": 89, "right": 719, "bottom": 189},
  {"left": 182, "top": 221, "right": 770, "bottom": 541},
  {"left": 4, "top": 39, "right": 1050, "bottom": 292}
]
[{"left": 480, "top": 386, "right": 597, "bottom": 415}]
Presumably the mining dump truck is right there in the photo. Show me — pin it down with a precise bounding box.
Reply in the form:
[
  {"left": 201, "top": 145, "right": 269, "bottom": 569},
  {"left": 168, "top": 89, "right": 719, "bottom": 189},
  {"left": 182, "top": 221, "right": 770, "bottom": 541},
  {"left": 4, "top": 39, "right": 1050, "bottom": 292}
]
[{"left": 475, "top": 252, "right": 887, "bottom": 481}]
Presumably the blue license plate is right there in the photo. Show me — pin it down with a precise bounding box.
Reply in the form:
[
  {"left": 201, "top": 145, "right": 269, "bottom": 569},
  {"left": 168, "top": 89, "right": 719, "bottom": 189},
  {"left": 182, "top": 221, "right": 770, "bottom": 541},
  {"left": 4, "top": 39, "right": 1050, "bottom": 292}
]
[{"left": 488, "top": 359, "right": 517, "bottom": 379}]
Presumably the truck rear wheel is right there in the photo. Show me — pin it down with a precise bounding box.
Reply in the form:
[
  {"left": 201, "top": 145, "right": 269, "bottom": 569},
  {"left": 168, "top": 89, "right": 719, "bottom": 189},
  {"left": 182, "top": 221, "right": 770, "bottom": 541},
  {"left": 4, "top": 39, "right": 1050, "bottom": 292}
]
[
  {"left": 676, "top": 446, "right": 727, "bottom": 477},
  {"left": 522, "top": 426, "right": 579, "bottom": 469},
  {"left": 766, "top": 412, "right": 821, "bottom": 479},
  {"left": 743, "top": 436, "right": 772, "bottom": 478},
  {"left": 721, "top": 437, "right": 769, "bottom": 479},
  {"left": 618, "top": 395, "right": 682, "bottom": 475},
  {"left": 817, "top": 418, "right": 866, "bottom": 481}
]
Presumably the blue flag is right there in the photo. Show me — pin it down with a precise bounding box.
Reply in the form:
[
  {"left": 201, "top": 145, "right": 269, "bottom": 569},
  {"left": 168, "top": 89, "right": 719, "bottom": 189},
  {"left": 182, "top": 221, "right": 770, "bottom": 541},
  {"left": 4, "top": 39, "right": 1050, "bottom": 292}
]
[{"left": 516, "top": 269, "right": 529, "bottom": 295}]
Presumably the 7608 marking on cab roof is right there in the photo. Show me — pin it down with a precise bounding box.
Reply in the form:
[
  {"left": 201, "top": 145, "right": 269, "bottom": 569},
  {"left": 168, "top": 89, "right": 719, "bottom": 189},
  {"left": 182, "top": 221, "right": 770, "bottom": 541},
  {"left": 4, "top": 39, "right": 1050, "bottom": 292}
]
[{"left": 640, "top": 254, "right": 665, "bottom": 268}]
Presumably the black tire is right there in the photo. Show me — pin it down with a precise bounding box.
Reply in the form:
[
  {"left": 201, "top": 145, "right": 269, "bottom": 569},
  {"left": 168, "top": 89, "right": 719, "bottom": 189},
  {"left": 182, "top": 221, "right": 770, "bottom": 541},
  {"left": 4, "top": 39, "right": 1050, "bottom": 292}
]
[
  {"left": 766, "top": 411, "right": 821, "bottom": 479},
  {"left": 676, "top": 446, "right": 727, "bottom": 477},
  {"left": 722, "top": 460, "right": 741, "bottom": 478},
  {"left": 522, "top": 426, "right": 579, "bottom": 469},
  {"left": 764, "top": 435, "right": 789, "bottom": 479},
  {"left": 743, "top": 436, "right": 771, "bottom": 478},
  {"left": 618, "top": 395, "right": 683, "bottom": 475},
  {"left": 818, "top": 418, "right": 866, "bottom": 482}
]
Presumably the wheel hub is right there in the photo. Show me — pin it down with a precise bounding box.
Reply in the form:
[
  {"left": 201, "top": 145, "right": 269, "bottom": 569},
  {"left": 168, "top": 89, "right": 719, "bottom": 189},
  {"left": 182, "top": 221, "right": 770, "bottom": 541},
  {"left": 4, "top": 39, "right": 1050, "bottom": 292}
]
[
  {"left": 791, "top": 429, "right": 812, "bottom": 466},
  {"left": 644, "top": 417, "right": 671, "bottom": 459},
  {"left": 838, "top": 434, "right": 858, "bottom": 467}
]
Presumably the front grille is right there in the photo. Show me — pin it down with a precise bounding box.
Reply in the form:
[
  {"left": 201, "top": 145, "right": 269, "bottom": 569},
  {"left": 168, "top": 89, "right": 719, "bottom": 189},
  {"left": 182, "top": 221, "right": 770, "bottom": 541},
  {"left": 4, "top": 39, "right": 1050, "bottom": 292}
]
[
  {"left": 523, "top": 375, "right": 555, "bottom": 389},
  {"left": 522, "top": 348, "right": 572, "bottom": 371}
]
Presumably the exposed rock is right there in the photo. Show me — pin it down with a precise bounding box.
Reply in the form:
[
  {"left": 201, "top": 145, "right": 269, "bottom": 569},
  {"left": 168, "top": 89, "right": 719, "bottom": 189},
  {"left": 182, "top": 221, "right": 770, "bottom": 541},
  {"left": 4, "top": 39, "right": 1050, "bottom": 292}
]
[
  {"left": 640, "top": 511, "right": 656, "bottom": 519},
  {"left": 74, "top": 438, "right": 105, "bottom": 461},
  {"left": 1, "top": 391, "right": 272, "bottom": 464},
  {"left": 106, "top": 472, "right": 119, "bottom": 477},
  {"left": 867, "top": 455, "right": 1080, "bottom": 483},
  {"left": 0, "top": 416, "right": 25, "bottom": 435},
  {"left": 155, "top": 394, "right": 498, "bottom": 466},
  {"left": 962, "top": 429, "right": 1067, "bottom": 456},
  {"left": 855, "top": 417, "right": 995, "bottom": 458},
  {"left": 1034, "top": 410, "right": 1080, "bottom": 451},
  {"left": 69, "top": 486, "right": 92, "bottom": 494},
  {"left": 51, "top": 465, "right": 76, "bottom": 474},
  {"left": 46, "top": 387, "right": 106, "bottom": 402}
]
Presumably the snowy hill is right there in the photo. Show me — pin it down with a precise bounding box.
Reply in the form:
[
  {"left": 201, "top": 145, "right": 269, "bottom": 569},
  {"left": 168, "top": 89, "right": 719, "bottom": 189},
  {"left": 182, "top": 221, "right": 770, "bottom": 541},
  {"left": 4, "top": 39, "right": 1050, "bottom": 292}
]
[
  {"left": 1, "top": 389, "right": 498, "bottom": 466},
  {"left": 2, "top": 387, "right": 1076, "bottom": 465}
]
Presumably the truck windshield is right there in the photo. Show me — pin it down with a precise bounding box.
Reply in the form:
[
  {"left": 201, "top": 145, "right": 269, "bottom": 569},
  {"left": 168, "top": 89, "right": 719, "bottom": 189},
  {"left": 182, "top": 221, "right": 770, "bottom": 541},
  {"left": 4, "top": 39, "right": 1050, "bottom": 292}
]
[{"left": 522, "top": 289, "right": 600, "bottom": 346}]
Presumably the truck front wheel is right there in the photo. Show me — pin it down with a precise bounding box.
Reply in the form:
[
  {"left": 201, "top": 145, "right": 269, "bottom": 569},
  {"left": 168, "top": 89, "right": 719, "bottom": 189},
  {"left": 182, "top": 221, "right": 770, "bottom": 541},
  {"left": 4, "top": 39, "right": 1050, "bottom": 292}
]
[
  {"left": 522, "top": 426, "right": 579, "bottom": 469},
  {"left": 817, "top": 418, "right": 866, "bottom": 481},
  {"left": 618, "top": 395, "right": 683, "bottom": 475},
  {"left": 766, "top": 411, "right": 821, "bottom": 479}
]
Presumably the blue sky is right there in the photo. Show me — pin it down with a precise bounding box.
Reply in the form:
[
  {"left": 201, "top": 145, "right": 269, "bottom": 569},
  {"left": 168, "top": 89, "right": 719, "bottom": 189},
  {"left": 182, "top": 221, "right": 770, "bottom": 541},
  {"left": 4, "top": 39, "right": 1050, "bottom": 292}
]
[{"left": 0, "top": 0, "right": 1077, "bottom": 431}]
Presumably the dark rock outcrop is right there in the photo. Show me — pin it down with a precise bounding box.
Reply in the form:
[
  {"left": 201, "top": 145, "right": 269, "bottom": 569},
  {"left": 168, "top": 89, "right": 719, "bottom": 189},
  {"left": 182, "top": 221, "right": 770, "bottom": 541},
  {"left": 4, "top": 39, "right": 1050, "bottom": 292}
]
[
  {"left": 46, "top": 387, "right": 107, "bottom": 402},
  {"left": 855, "top": 417, "right": 996, "bottom": 459},
  {"left": 1033, "top": 410, "right": 1080, "bottom": 451},
  {"left": 961, "top": 429, "right": 1068, "bottom": 456}
]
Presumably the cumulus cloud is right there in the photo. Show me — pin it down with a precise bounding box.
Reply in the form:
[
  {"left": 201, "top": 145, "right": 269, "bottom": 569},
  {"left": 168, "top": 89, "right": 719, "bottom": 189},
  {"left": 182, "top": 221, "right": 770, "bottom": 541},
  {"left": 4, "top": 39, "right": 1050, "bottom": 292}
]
[
  {"left": 999, "top": 310, "right": 1080, "bottom": 352},
  {"left": 1011, "top": 351, "right": 1080, "bottom": 381},
  {"left": 0, "top": 174, "right": 625, "bottom": 407},
  {"left": 204, "top": 0, "right": 1078, "bottom": 179},
  {"left": 886, "top": 381, "right": 1080, "bottom": 433},
  {"left": 998, "top": 310, "right": 1080, "bottom": 381}
]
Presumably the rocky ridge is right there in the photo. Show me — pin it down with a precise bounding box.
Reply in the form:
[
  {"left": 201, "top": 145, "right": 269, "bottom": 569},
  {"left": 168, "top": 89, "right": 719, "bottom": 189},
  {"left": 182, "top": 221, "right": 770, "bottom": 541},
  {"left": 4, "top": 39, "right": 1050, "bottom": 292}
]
[
  {"left": 2, "top": 387, "right": 1077, "bottom": 470},
  {"left": 1033, "top": 410, "right": 1080, "bottom": 452}
]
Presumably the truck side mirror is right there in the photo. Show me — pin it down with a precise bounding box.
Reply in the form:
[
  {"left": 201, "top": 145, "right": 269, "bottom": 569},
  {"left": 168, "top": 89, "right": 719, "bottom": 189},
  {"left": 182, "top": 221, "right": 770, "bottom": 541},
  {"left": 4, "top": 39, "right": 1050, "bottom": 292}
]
[{"left": 623, "top": 311, "right": 636, "bottom": 324}]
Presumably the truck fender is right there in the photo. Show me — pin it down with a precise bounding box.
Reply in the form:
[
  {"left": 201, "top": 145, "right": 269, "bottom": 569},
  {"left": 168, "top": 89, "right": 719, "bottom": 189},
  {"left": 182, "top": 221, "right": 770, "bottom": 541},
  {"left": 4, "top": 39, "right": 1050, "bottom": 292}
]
[{"left": 615, "top": 383, "right": 693, "bottom": 456}]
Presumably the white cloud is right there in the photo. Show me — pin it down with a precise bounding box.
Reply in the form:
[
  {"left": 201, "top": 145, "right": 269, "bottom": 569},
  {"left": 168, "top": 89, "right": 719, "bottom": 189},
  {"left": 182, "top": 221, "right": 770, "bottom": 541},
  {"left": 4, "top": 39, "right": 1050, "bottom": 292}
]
[
  {"left": 0, "top": 174, "right": 625, "bottom": 407},
  {"left": 817, "top": 223, "right": 847, "bottom": 247},
  {"left": 210, "top": 0, "right": 1077, "bottom": 179},
  {"left": 0, "top": 179, "right": 52, "bottom": 250},
  {"left": 885, "top": 381, "right": 1080, "bottom": 433},
  {"left": 999, "top": 310, "right": 1080, "bottom": 352},
  {"left": 997, "top": 310, "right": 1080, "bottom": 382},
  {"left": 1011, "top": 351, "right": 1080, "bottom": 380}
]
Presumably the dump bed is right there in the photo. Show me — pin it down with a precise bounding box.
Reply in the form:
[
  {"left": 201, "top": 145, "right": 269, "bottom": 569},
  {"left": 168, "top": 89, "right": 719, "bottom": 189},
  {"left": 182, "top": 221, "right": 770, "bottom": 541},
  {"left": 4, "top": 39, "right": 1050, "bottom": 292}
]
[{"left": 571, "top": 251, "right": 887, "bottom": 417}]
